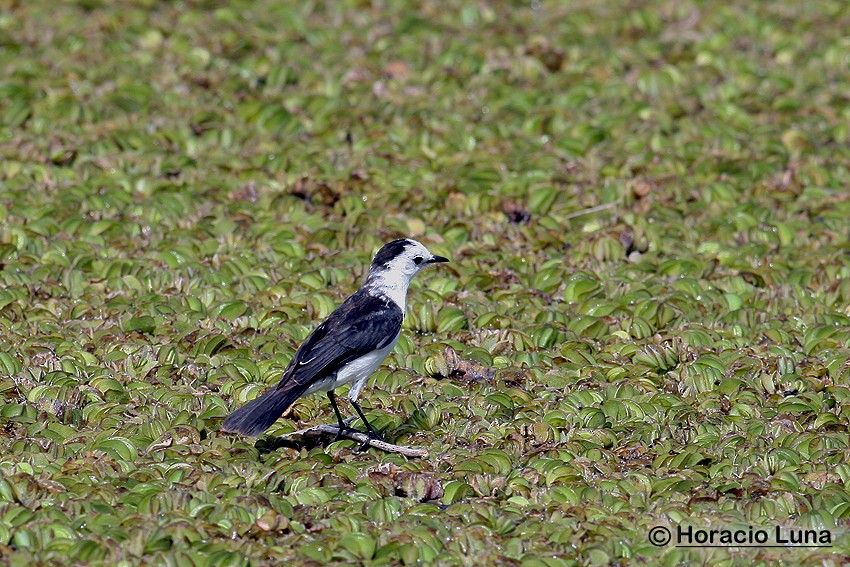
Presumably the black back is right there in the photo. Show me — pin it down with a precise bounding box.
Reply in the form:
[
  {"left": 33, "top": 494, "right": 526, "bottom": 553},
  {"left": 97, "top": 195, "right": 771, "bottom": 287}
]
[{"left": 275, "top": 288, "right": 404, "bottom": 395}]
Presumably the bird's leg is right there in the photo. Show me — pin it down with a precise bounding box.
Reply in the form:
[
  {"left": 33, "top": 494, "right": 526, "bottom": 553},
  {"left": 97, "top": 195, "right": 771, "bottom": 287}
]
[
  {"left": 327, "top": 390, "right": 351, "bottom": 441},
  {"left": 350, "top": 399, "right": 384, "bottom": 442},
  {"left": 328, "top": 391, "right": 381, "bottom": 449}
]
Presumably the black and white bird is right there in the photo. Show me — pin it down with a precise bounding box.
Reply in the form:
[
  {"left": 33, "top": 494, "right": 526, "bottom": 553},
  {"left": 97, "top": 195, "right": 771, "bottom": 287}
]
[{"left": 222, "top": 238, "right": 449, "bottom": 439}]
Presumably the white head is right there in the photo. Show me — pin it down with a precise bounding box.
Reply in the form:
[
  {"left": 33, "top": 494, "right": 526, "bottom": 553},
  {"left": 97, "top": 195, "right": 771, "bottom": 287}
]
[{"left": 364, "top": 238, "right": 449, "bottom": 307}]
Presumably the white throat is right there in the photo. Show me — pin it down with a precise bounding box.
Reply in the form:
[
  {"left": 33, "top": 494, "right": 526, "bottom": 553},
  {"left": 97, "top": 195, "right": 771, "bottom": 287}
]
[{"left": 364, "top": 268, "right": 414, "bottom": 311}]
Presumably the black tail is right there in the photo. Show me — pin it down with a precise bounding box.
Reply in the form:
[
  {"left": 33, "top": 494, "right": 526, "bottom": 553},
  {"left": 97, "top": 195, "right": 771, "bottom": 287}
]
[{"left": 222, "top": 387, "right": 302, "bottom": 437}]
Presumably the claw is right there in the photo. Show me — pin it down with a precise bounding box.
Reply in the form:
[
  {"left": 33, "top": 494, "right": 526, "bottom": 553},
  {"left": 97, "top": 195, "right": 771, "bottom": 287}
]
[
  {"left": 350, "top": 398, "right": 383, "bottom": 443},
  {"left": 328, "top": 391, "right": 386, "bottom": 448},
  {"left": 365, "top": 424, "right": 383, "bottom": 442}
]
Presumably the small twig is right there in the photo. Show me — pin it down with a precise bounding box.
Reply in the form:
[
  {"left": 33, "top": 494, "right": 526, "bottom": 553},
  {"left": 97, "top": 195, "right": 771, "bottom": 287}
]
[
  {"left": 280, "top": 419, "right": 428, "bottom": 457},
  {"left": 563, "top": 201, "right": 619, "bottom": 220}
]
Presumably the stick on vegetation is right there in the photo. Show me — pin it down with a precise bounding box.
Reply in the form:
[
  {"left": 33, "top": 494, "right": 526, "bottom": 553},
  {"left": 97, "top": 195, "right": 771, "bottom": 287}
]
[{"left": 280, "top": 423, "right": 429, "bottom": 458}]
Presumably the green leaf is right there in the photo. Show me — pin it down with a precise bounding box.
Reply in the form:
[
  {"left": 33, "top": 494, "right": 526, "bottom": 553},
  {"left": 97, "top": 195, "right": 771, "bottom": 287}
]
[{"left": 125, "top": 316, "right": 156, "bottom": 334}]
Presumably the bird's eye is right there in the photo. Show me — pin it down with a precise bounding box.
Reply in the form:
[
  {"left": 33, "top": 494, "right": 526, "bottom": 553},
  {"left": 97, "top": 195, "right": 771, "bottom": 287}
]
[{"left": 413, "top": 256, "right": 423, "bottom": 265}]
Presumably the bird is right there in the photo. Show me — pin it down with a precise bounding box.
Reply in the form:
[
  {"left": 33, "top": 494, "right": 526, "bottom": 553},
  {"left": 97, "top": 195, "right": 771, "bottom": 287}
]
[{"left": 221, "top": 238, "right": 449, "bottom": 441}]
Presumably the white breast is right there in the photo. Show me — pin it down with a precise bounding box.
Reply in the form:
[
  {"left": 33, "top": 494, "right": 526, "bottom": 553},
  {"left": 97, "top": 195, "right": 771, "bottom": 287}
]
[{"left": 337, "top": 332, "right": 400, "bottom": 402}]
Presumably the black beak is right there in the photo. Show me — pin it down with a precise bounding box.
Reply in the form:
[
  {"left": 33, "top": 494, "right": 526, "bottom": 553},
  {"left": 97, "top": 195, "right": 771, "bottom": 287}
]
[{"left": 428, "top": 255, "right": 449, "bottom": 264}]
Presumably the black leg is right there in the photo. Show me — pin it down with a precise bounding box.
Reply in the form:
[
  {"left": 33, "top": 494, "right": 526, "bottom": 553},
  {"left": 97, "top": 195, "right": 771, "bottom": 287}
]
[
  {"left": 327, "top": 390, "right": 348, "bottom": 441},
  {"left": 350, "top": 399, "right": 383, "bottom": 442}
]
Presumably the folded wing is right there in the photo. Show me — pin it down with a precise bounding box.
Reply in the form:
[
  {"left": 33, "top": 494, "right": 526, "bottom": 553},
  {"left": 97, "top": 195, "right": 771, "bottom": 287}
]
[{"left": 221, "top": 290, "right": 403, "bottom": 436}]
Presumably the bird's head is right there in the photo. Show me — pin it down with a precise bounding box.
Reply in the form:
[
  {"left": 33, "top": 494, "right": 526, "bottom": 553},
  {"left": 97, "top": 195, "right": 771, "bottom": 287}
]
[{"left": 369, "top": 238, "right": 449, "bottom": 281}]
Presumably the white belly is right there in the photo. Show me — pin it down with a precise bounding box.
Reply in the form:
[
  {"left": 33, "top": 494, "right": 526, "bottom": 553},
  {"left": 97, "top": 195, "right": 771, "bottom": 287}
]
[
  {"left": 301, "top": 333, "right": 400, "bottom": 400},
  {"left": 338, "top": 333, "right": 400, "bottom": 401},
  {"left": 336, "top": 335, "right": 398, "bottom": 386}
]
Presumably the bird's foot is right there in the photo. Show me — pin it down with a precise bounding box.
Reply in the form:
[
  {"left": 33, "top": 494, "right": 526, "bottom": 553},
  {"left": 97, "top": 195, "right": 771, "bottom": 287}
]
[
  {"left": 333, "top": 417, "right": 360, "bottom": 441},
  {"left": 330, "top": 413, "right": 383, "bottom": 450},
  {"left": 365, "top": 425, "right": 384, "bottom": 443},
  {"left": 349, "top": 400, "right": 383, "bottom": 446},
  {"left": 354, "top": 426, "right": 384, "bottom": 451}
]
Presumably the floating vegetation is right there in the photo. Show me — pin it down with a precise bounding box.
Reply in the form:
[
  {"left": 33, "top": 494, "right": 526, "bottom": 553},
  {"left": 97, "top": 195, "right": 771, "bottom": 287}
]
[{"left": 2, "top": 0, "right": 850, "bottom": 564}]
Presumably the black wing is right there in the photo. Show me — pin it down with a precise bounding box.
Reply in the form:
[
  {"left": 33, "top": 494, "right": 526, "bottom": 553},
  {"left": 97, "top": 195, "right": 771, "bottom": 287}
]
[{"left": 275, "top": 289, "right": 403, "bottom": 394}]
